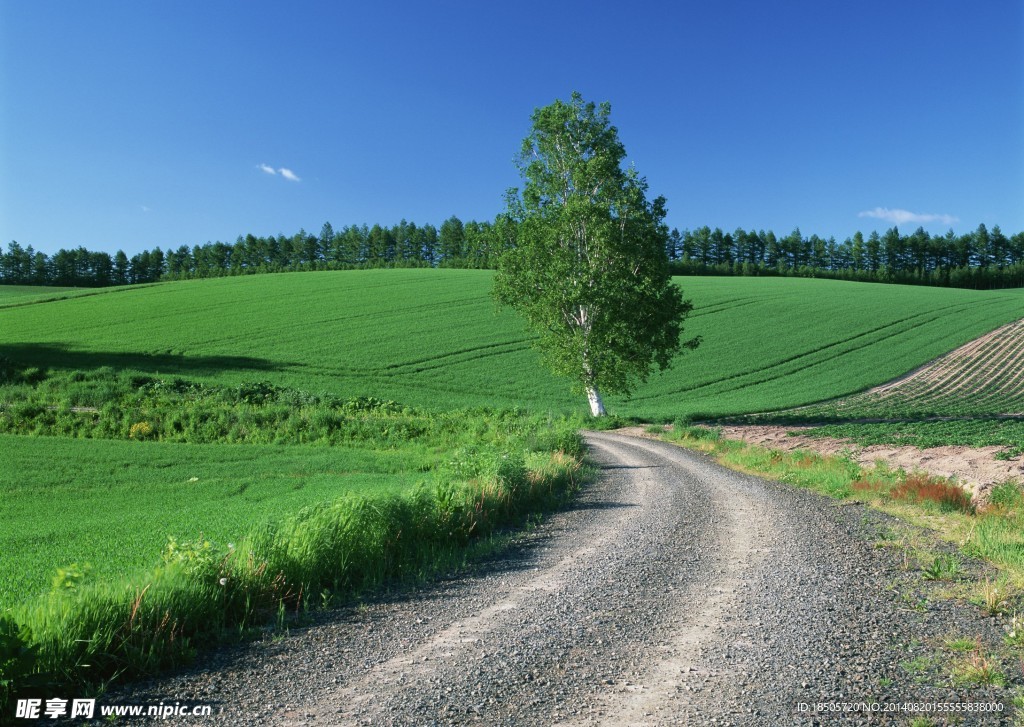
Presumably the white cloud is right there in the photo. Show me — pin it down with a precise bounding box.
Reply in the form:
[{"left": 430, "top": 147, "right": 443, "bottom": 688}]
[
  {"left": 858, "top": 207, "right": 959, "bottom": 226},
  {"left": 257, "top": 163, "right": 301, "bottom": 182}
]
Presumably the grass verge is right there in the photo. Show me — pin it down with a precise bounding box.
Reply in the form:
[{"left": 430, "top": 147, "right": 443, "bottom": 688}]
[
  {"left": 660, "top": 424, "right": 1024, "bottom": 584},
  {"left": 0, "top": 432, "right": 588, "bottom": 718}
]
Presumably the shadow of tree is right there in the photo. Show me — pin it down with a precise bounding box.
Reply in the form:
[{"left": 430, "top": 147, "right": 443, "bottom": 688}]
[{"left": 0, "top": 343, "right": 294, "bottom": 377}]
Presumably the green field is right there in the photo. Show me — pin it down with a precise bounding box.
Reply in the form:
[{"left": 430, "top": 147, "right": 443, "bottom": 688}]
[
  {"left": 0, "top": 285, "right": 88, "bottom": 306},
  {"left": 797, "top": 419, "right": 1024, "bottom": 453},
  {"left": 0, "top": 434, "right": 416, "bottom": 605},
  {"left": 3, "top": 270, "right": 1023, "bottom": 419}
]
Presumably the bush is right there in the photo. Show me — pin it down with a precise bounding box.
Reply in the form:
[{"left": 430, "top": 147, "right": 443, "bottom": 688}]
[
  {"left": 891, "top": 474, "right": 974, "bottom": 514},
  {"left": 0, "top": 617, "right": 42, "bottom": 715},
  {"left": 128, "top": 421, "right": 154, "bottom": 440}
]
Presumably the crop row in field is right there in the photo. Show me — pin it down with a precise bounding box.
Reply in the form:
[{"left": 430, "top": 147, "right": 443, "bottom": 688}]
[
  {"left": 3, "top": 270, "right": 1024, "bottom": 418},
  {"left": 762, "top": 316, "right": 1024, "bottom": 423},
  {"left": 800, "top": 418, "right": 1024, "bottom": 454},
  {"left": 0, "top": 285, "right": 88, "bottom": 306}
]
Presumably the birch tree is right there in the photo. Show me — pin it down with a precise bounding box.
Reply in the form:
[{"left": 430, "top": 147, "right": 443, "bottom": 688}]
[{"left": 493, "top": 92, "right": 699, "bottom": 416}]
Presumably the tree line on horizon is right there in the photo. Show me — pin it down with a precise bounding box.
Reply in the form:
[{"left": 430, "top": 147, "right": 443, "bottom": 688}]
[{"left": 2, "top": 219, "right": 1023, "bottom": 290}]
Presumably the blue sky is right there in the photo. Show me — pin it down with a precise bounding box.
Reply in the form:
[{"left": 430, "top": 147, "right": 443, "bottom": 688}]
[{"left": 2, "top": 0, "right": 1021, "bottom": 256}]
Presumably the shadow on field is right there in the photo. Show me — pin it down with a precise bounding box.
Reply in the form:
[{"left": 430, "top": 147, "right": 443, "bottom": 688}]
[{"left": 0, "top": 343, "right": 292, "bottom": 376}]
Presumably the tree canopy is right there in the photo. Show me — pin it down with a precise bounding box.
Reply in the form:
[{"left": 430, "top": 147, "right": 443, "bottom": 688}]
[{"left": 493, "top": 92, "right": 699, "bottom": 416}]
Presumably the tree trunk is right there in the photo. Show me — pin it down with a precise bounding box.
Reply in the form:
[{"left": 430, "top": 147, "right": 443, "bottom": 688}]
[{"left": 586, "top": 385, "right": 607, "bottom": 417}]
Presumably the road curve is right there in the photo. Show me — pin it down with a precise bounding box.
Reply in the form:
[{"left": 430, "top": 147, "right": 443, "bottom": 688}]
[{"left": 119, "top": 432, "right": 1012, "bottom": 725}]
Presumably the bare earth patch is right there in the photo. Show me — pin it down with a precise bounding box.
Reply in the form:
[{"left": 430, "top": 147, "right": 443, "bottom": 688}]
[{"left": 719, "top": 425, "right": 1022, "bottom": 500}]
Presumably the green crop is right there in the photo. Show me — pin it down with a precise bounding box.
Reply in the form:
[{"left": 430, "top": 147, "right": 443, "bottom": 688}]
[{"left": 2, "top": 270, "right": 1021, "bottom": 419}]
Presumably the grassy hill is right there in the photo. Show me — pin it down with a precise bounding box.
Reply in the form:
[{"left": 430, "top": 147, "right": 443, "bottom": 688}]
[
  {"left": 0, "top": 284, "right": 90, "bottom": 306},
  {"left": 3, "top": 270, "right": 1023, "bottom": 418}
]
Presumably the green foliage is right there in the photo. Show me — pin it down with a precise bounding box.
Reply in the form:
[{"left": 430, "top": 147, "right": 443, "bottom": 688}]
[
  {"left": 0, "top": 617, "right": 42, "bottom": 715},
  {"left": 921, "top": 554, "right": 961, "bottom": 581},
  {"left": 494, "top": 93, "right": 698, "bottom": 413}
]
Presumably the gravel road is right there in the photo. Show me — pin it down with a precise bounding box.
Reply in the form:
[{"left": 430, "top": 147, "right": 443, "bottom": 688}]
[{"left": 115, "top": 432, "right": 1017, "bottom": 725}]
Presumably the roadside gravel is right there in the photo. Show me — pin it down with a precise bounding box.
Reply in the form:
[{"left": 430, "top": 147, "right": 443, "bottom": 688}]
[{"left": 113, "top": 432, "right": 1020, "bottom": 725}]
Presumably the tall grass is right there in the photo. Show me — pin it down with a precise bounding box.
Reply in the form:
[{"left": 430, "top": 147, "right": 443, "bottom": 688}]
[{"left": 1, "top": 439, "right": 586, "bottom": 714}]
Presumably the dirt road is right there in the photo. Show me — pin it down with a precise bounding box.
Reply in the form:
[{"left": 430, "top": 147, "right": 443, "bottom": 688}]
[{"left": 119, "top": 433, "right": 1015, "bottom": 725}]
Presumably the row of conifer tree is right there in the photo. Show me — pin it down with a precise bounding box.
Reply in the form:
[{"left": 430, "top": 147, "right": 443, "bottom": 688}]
[{"left": 2, "top": 218, "right": 1022, "bottom": 290}]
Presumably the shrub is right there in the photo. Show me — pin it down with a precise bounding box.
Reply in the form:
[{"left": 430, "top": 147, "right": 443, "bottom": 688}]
[
  {"left": 128, "top": 421, "right": 154, "bottom": 440},
  {"left": 891, "top": 474, "right": 974, "bottom": 514},
  {"left": 0, "top": 617, "right": 42, "bottom": 715}
]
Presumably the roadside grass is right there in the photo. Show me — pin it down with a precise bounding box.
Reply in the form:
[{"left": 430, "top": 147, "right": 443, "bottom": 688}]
[
  {"left": 661, "top": 424, "right": 1024, "bottom": 587},
  {"left": 0, "top": 425, "right": 589, "bottom": 715},
  {"left": 0, "top": 368, "right": 593, "bottom": 714}
]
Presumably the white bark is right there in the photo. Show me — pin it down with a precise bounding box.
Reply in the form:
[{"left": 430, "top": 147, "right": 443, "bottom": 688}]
[
  {"left": 586, "top": 384, "right": 607, "bottom": 417},
  {"left": 579, "top": 305, "right": 606, "bottom": 416}
]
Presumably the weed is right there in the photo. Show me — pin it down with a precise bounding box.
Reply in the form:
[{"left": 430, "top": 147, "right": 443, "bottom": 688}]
[
  {"left": 891, "top": 474, "right": 974, "bottom": 514},
  {"left": 922, "top": 554, "right": 961, "bottom": 581},
  {"left": 852, "top": 477, "right": 885, "bottom": 495},
  {"left": 990, "top": 481, "right": 1024, "bottom": 511},
  {"left": 901, "top": 655, "right": 932, "bottom": 673},
  {"left": 978, "top": 576, "right": 1014, "bottom": 616},
  {"left": 951, "top": 648, "right": 1006, "bottom": 686},
  {"left": 1013, "top": 691, "right": 1024, "bottom": 726},
  {"left": 944, "top": 636, "right": 979, "bottom": 652}
]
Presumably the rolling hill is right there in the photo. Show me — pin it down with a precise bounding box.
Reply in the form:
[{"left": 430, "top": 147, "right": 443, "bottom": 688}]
[{"left": 3, "top": 270, "right": 1023, "bottom": 418}]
